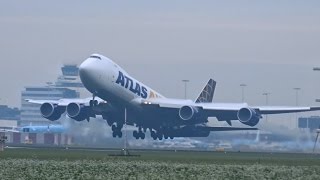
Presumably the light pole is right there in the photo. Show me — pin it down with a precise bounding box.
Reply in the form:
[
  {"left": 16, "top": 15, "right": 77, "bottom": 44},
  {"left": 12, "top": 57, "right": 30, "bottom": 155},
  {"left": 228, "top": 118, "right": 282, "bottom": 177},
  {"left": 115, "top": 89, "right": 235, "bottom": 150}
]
[
  {"left": 313, "top": 67, "right": 320, "bottom": 102},
  {"left": 262, "top": 93, "right": 271, "bottom": 122},
  {"left": 240, "top": 84, "right": 247, "bottom": 102},
  {"left": 293, "top": 87, "right": 301, "bottom": 129},
  {"left": 182, "top": 80, "right": 190, "bottom": 99},
  {"left": 262, "top": 92, "right": 271, "bottom": 105}
]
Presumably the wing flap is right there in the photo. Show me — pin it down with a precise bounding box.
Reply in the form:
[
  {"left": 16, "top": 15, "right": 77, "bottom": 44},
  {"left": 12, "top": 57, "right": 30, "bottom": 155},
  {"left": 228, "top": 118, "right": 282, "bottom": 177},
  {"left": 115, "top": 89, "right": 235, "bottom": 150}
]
[{"left": 140, "top": 98, "right": 320, "bottom": 121}]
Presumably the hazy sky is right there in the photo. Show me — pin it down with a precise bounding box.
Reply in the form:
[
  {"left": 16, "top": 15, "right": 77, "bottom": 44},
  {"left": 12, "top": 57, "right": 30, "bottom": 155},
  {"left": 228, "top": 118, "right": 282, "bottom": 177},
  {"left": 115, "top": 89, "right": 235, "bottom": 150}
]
[{"left": 1, "top": 0, "right": 320, "bottom": 117}]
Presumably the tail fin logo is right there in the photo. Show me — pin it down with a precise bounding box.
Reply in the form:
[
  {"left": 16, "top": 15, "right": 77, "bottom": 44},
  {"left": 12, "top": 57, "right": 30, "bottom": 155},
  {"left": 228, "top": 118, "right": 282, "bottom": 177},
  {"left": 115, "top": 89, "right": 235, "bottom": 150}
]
[{"left": 195, "top": 79, "right": 216, "bottom": 103}]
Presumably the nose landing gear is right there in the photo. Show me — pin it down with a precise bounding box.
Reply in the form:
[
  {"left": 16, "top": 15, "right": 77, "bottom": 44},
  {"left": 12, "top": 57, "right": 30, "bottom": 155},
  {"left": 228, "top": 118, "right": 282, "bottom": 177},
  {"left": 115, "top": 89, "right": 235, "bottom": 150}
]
[{"left": 89, "top": 92, "right": 99, "bottom": 107}]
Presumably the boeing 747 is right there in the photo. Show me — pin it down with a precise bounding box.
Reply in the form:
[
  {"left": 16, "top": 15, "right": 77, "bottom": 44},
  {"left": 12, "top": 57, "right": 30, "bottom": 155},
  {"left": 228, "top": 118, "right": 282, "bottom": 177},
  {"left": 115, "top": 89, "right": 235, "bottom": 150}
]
[{"left": 27, "top": 54, "right": 320, "bottom": 140}]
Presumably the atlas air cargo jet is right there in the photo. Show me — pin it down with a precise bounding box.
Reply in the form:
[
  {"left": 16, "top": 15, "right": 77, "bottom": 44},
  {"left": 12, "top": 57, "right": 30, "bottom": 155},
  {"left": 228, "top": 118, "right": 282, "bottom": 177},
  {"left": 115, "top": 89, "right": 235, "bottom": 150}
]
[{"left": 26, "top": 54, "right": 320, "bottom": 140}]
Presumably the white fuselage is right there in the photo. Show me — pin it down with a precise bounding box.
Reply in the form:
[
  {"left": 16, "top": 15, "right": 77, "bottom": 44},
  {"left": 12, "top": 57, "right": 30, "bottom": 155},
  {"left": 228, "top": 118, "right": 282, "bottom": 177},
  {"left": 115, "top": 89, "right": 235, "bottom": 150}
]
[
  {"left": 79, "top": 54, "right": 248, "bottom": 111},
  {"left": 79, "top": 54, "right": 164, "bottom": 107}
]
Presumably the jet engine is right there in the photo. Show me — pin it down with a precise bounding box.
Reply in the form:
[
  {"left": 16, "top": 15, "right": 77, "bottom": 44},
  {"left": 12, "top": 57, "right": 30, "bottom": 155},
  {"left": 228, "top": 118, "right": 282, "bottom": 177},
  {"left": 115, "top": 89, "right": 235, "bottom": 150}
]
[
  {"left": 66, "top": 103, "right": 90, "bottom": 121},
  {"left": 40, "top": 103, "right": 65, "bottom": 121},
  {"left": 237, "top": 107, "right": 260, "bottom": 126},
  {"left": 179, "top": 105, "right": 199, "bottom": 121}
]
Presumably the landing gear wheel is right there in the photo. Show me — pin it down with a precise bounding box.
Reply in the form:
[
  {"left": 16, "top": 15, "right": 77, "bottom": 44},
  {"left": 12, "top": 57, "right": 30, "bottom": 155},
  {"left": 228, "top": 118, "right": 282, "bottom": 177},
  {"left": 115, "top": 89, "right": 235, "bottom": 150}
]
[
  {"left": 153, "top": 136, "right": 157, "bottom": 140},
  {"left": 140, "top": 132, "right": 145, "bottom": 139},
  {"left": 133, "top": 129, "right": 145, "bottom": 139},
  {"left": 158, "top": 133, "right": 163, "bottom": 140},
  {"left": 89, "top": 100, "right": 98, "bottom": 107},
  {"left": 151, "top": 131, "right": 156, "bottom": 138},
  {"left": 133, "top": 131, "right": 138, "bottom": 139},
  {"left": 118, "top": 131, "right": 123, "bottom": 138},
  {"left": 112, "top": 131, "right": 117, "bottom": 138}
]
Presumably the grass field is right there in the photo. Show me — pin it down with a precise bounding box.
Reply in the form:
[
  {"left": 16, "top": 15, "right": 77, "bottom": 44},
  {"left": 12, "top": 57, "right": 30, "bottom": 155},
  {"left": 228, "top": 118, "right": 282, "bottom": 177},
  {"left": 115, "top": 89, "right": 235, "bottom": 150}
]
[{"left": 0, "top": 147, "right": 320, "bottom": 179}]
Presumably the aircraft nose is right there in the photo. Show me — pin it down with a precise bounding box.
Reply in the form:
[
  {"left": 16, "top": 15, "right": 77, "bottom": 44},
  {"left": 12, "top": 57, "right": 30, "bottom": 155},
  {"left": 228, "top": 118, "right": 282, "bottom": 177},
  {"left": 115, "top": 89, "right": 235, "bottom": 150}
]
[
  {"left": 79, "top": 59, "right": 93, "bottom": 80},
  {"left": 79, "top": 58, "right": 98, "bottom": 92}
]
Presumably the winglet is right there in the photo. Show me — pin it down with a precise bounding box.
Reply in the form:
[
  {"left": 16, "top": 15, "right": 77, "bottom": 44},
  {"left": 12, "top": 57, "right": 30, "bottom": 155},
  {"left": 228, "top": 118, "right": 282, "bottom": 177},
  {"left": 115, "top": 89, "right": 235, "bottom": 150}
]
[{"left": 195, "top": 79, "right": 216, "bottom": 103}]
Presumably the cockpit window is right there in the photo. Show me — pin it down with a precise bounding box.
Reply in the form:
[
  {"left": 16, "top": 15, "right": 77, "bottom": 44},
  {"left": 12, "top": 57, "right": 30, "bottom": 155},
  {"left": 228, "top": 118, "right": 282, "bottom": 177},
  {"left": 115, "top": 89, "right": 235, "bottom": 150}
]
[{"left": 90, "top": 55, "right": 102, "bottom": 60}]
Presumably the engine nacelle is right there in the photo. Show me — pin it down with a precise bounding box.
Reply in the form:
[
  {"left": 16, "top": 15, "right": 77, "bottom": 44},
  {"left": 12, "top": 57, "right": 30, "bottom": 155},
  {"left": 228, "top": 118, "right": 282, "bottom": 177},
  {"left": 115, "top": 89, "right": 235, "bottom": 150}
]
[
  {"left": 179, "top": 106, "right": 199, "bottom": 121},
  {"left": 66, "top": 103, "right": 89, "bottom": 121},
  {"left": 237, "top": 107, "right": 260, "bottom": 126},
  {"left": 40, "top": 103, "right": 65, "bottom": 121}
]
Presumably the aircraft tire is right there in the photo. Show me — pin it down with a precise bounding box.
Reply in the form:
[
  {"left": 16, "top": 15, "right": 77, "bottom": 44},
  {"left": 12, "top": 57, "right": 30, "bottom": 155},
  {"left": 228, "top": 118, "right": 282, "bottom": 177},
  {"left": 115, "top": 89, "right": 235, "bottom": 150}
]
[
  {"left": 153, "top": 136, "right": 157, "bottom": 140},
  {"left": 118, "top": 131, "right": 123, "bottom": 138},
  {"left": 141, "top": 132, "right": 145, "bottom": 139},
  {"left": 112, "top": 131, "right": 117, "bottom": 138},
  {"left": 94, "top": 100, "right": 98, "bottom": 106},
  {"left": 133, "top": 130, "right": 138, "bottom": 139},
  {"left": 151, "top": 131, "right": 156, "bottom": 138}
]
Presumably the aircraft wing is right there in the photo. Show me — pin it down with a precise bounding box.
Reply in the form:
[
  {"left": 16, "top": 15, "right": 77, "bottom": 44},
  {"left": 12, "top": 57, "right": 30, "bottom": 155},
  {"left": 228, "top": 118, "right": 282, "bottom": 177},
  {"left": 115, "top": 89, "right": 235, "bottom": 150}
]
[
  {"left": 26, "top": 97, "right": 106, "bottom": 106},
  {"left": 141, "top": 98, "right": 320, "bottom": 120},
  {"left": 201, "top": 104, "right": 320, "bottom": 119},
  {"left": 25, "top": 97, "right": 110, "bottom": 121},
  {"left": 251, "top": 106, "right": 320, "bottom": 114}
]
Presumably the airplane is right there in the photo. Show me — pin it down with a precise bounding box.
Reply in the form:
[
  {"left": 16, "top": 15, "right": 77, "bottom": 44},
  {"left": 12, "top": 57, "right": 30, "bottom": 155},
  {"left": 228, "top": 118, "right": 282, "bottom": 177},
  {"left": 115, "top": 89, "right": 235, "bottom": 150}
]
[
  {"left": 20, "top": 125, "right": 66, "bottom": 133},
  {"left": 26, "top": 54, "right": 320, "bottom": 140}
]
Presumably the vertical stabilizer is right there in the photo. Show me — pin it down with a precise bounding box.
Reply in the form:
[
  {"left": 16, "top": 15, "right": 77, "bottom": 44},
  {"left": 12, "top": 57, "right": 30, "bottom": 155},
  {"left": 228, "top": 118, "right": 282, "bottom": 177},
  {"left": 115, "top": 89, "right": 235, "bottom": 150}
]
[{"left": 195, "top": 79, "right": 216, "bottom": 103}]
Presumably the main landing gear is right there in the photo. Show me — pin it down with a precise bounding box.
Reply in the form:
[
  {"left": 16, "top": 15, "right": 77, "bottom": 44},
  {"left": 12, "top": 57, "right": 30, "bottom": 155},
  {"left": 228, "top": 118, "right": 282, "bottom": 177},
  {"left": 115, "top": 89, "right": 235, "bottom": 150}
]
[
  {"left": 151, "top": 130, "right": 161, "bottom": 140},
  {"left": 112, "top": 124, "right": 123, "bottom": 138},
  {"left": 150, "top": 128, "right": 174, "bottom": 140},
  {"left": 133, "top": 127, "right": 145, "bottom": 139}
]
